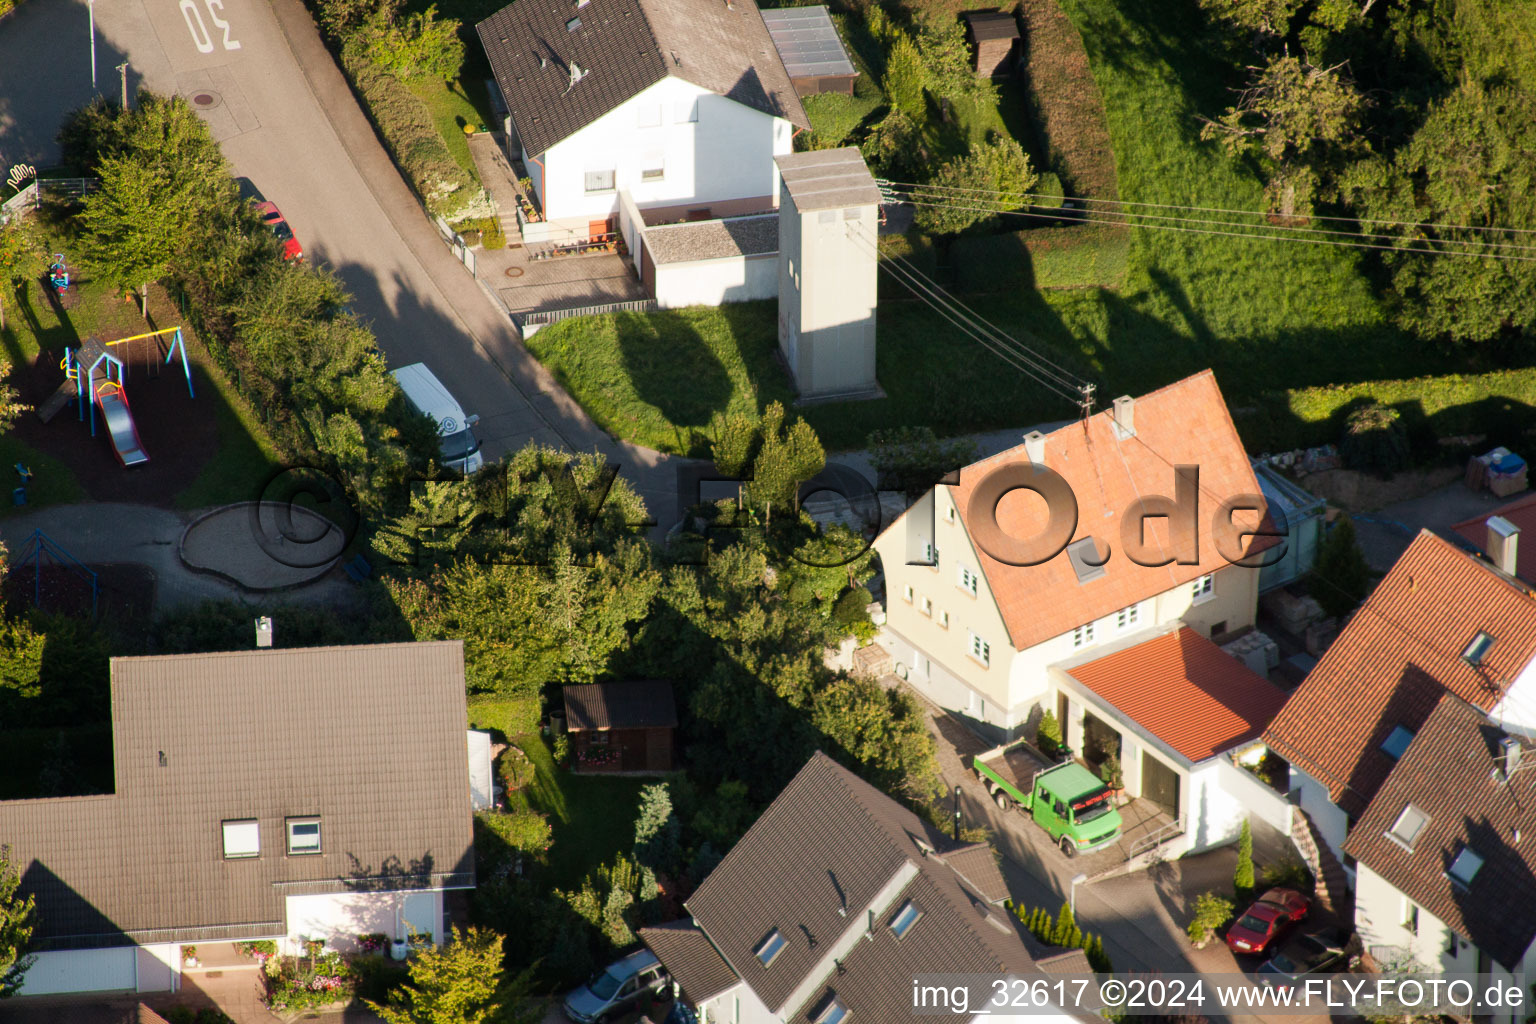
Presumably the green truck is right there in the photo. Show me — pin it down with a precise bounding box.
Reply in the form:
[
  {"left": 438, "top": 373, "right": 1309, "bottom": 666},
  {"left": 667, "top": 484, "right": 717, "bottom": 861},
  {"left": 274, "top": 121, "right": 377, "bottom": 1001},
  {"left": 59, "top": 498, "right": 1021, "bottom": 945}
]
[{"left": 970, "top": 740, "right": 1123, "bottom": 858}]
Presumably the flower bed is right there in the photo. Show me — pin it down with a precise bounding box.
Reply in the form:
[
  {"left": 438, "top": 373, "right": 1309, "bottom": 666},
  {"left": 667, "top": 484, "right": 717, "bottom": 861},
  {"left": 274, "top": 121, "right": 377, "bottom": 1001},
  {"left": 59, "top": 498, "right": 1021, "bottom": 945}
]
[{"left": 261, "top": 948, "right": 355, "bottom": 1012}]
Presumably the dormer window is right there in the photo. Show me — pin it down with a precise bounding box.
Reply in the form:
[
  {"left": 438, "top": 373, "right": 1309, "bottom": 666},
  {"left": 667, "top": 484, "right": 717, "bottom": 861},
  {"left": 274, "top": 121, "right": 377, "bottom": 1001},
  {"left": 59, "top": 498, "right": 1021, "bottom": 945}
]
[
  {"left": 889, "top": 900, "right": 922, "bottom": 939},
  {"left": 1380, "top": 725, "right": 1415, "bottom": 760},
  {"left": 1387, "top": 803, "right": 1429, "bottom": 851},
  {"left": 222, "top": 819, "right": 260, "bottom": 859},
  {"left": 1447, "top": 846, "right": 1484, "bottom": 888},
  {"left": 755, "top": 929, "right": 787, "bottom": 966},
  {"left": 1463, "top": 632, "right": 1495, "bottom": 666}
]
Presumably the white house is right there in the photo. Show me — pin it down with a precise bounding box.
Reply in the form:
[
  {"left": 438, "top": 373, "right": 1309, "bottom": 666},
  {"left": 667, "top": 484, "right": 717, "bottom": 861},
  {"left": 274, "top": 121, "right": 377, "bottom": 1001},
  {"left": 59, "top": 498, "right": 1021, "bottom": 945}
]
[
  {"left": 1342, "top": 693, "right": 1536, "bottom": 1024},
  {"left": 2, "top": 642, "right": 476, "bottom": 997},
  {"left": 640, "top": 752, "right": 1097, "bottom": 1024},
  {"left": 477, "top": 0, "right": 809, "bottom": 244}
]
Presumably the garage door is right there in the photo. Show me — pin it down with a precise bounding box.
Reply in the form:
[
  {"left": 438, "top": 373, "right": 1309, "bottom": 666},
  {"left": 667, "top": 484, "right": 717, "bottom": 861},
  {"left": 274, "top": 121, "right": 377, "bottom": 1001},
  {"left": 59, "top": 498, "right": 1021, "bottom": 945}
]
[
  {"left": 1141, "top": 752, "right": 1181, "bottom": 820},
  {"left": 19, "top": 947, "right": 136, "bottom": 995}
]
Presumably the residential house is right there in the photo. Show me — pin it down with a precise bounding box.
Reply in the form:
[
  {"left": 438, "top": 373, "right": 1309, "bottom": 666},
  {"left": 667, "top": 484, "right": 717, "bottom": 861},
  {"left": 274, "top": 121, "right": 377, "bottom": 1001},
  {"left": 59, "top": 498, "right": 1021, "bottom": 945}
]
[
  {"left": 1343, "top": 692, "right": 1536, "bottom": 1024},
  {"left": 872, "top": 370, "right": 1290, "bottom": 854},
  {"left": 1, "top": 642, "right": 476, "bottom": 997},
  {"left": 563, "top": 679, "right": 677, "bottom": 772},
  {"left": 477, "top": 0, "right": 810, "bottom": 244},
  {"left": 1264, "top": 529, "right": 1536, "bottom": 887},
  {"left": 1453, "top": 495, "right": 1536, "bottom": 583},
  {"left": 640, "top": 751, "right": 1093, "bottom": 1024}
]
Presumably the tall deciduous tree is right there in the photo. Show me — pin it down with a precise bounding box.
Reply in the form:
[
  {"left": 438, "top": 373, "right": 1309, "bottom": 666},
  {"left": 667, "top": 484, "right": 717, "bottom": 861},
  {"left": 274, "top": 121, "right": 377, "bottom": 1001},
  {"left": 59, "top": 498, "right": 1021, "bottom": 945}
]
[
  {"left": 368, "top": 926, "right": 537, "bottom": 1024},
  {"left": 915, "top": 132, "right": 1037, "bottom": 234},
  {"left": 0, "top": 845, "right": 36, "bottom": 997},
  {"left": 0, "top": 221, "right": 44, "bottom": 332}
]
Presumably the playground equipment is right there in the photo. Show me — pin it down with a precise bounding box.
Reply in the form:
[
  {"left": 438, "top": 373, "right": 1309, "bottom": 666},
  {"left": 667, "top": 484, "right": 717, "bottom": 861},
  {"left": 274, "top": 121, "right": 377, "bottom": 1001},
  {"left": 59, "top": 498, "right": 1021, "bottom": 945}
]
[
  {"left": 47, "top": 254, "right": 69, "bottom": 293},
  {"left": 10, "top": 529, "right": 99, "bottom": 618},
  {"left": 94, "top": 381, "right": 148, "bottom": 466}
]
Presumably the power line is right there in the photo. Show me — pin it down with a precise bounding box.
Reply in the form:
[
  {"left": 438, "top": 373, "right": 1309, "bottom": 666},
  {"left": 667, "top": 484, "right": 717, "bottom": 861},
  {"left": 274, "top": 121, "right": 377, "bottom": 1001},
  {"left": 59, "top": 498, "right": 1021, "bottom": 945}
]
[{"left": 876, "top": 178, "right": 1536, "bottom": 239}]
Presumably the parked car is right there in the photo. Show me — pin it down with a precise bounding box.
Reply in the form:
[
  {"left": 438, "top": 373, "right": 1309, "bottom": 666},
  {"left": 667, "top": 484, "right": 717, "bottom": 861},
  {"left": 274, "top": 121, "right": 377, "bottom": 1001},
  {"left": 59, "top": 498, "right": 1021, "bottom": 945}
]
[
  {"left": 1225, "top": 887, "right": 1310, "bottom": 955},
  {"left": 1256, "top": 930, "right": 1349, "bottom": 989},
  {"left": 255, "top": 200, "right": 303, "bottom": 261},
  {"left": 564, "top": 949, "right": 670, "bottom": 1023},
  {"left": 390, "top": 362, "right": 484, "bottom": 474}
]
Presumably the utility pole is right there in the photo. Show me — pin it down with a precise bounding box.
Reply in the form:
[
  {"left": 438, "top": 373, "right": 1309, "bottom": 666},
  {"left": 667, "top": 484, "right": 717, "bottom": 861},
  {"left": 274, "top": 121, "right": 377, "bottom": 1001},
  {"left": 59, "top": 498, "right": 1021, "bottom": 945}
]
[
  {"left": 117, "top": 62, "right": 130, "bottom": 109},
  {"left": 952, "top": 784, "right": 962, "bottom": 840}
]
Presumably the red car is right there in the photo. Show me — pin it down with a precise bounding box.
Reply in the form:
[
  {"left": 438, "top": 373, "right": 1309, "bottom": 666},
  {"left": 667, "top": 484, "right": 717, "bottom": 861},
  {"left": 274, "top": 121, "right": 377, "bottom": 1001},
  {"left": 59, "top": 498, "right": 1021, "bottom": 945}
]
[
  {"left": 255, "top": 200, "right": 303, "bottom": 261},
  {"left": 1225, "top": 888, "right": 1310, "bottom": 955}
]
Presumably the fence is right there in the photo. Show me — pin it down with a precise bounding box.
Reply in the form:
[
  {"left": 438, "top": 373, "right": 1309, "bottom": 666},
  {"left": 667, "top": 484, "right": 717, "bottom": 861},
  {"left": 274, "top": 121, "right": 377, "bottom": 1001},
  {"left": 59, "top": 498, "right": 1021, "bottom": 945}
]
[
  {"left": 432, "top": 215, "right": 477, "bottom": 277},
  {"left": 518, "top": 298, "right": 657, "bottom": 335},
  {"left": 2, "top": 178, "right": 101, "bottom": 224}
]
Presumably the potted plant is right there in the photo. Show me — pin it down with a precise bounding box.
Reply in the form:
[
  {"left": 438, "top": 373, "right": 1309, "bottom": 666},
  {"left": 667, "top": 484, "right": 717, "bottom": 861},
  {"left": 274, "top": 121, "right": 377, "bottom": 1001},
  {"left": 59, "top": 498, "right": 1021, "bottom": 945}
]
[
  {"left": 183, "top": 945, "right": 199, "bottom": 967},
  {"left": 1098, "top": 753, "right": 1124, "bottom": 803}
]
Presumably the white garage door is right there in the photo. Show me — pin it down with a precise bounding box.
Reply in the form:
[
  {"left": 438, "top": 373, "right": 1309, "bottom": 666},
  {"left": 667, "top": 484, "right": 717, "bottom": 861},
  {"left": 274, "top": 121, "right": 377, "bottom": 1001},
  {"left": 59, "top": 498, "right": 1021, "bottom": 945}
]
[{"left": 19, "top": 947, "right": 136, "bottom": 995}]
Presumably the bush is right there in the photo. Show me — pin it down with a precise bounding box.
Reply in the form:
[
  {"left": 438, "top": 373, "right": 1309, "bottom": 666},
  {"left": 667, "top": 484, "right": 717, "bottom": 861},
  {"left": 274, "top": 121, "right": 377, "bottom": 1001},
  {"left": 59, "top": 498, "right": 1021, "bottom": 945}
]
[
  {"left": 884, "top": 34, "right": 926, "bottom": 117},
  {"left": 1186, "top": 891, "right": 1234, "bottom": 945},
  {"left": 552, "top": 731, "right": 570, "bottom": 767},
  {"left": 1234, "top": 819, "right": 1254, "bottom": 901},
  {"left": 1261, "top": 855, "right": 1314, "bottom": 892},
  {"left": 1341, "top": 402, "right": 1411, "bottom": 478},
  {"left": 1312, "top": 517, "right": 1372, "bottom": 620},
  {"left": 831, "top": 586, "right": 875, "bottom": 640},
  {"left": 1098, "top": 752, "right": 1123, "bottom": 791},
  {"left": 477, "top": 808, "right": 553, "bottom": 858},
  {"left": 481, "top": 215, "right": 506, "bottom": 249},
  {"left": 1031, "top": 171, "right": 1065, "bottom": 209},
  {"left": 1036, "top": 709, "right": 1063, "bottom": 755}
]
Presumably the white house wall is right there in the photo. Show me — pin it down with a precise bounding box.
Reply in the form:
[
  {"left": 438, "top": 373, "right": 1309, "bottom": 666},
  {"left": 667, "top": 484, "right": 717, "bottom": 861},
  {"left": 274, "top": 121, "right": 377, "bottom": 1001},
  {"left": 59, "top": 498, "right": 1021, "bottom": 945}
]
[
  {"left": 136, "top": 942, "right": 179, "bottom": 992},
  {"left": 1288, "top": 765, "right": 1352, "bottom": 874},
  {"left": 1493, "top": 653, "right": 1536, "bottom": 740},
  {"left": 697, "top": 980, "right": 779, "bottom": 1024},
  {"left": 654, "top": 253, "right": 777, "bottom": 308},
  {"left": 539, "top": 78, "right": 789, "bottom": 226},
  {"left": 18, "top": 947, "right": 136, "bottom": 995},
  {"left": 285, "top": 890, "right": 443, "bottom": 954},
  {"left": 1211, "top": 757, "right": 1293, "bottom": 835}
]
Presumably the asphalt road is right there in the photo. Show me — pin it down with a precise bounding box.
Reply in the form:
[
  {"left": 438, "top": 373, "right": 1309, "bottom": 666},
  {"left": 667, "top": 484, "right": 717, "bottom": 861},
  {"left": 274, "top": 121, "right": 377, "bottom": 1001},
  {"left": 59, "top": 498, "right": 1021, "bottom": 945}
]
[{"left": 0, "top": 0, "right": 682, "bottom": 526}]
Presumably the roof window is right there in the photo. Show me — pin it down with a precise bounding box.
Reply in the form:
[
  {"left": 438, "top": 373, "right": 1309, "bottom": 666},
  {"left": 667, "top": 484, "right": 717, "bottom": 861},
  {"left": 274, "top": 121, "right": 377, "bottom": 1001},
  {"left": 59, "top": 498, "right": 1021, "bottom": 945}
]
[
  {"left": 566, "top": 15, "right": 581, "bottom": 30},
  {"left": 755, "top": 929, "right": 787, "bottom": 967},
  {"left": 1463, "top": 631, "right": 1496, "bottom": 666},
  {"left": 1380, "top": 725, "right": 1415, "bottom": 760},
  {"left": 1387, "top": 804, "right": 1430, "bottom": 850},
  {"left": 889, "top": 900, "right": 922, "bottom": 939},
  {"left": 814, "top": 994, "right": 850, "bottom": 1024},
  {"left": 1447, "top": 846, "right": 1484, "bottom": 888},
  {"left": 222, "top": 819, "right": 260, "bottom": 859},
  {"left": 1066, "top": 537, "right": 1107, "bottom": 584}
]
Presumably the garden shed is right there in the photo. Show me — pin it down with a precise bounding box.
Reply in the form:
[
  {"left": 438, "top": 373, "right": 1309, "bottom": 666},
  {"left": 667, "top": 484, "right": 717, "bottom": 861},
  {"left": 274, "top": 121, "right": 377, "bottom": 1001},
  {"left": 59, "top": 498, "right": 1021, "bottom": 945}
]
[
  {"left": 563, "top": 680, "right": 678, "bottom": 772},
  {"left": 962, "top": 9, "right": 1021, "bottom": 78}
]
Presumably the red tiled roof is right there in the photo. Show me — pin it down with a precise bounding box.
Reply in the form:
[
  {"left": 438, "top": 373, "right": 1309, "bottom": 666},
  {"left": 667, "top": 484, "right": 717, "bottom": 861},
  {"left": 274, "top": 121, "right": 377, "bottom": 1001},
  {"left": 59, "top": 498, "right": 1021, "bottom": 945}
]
[
  {"left": 1264, "top": 530, "right": 1536, "bottom": 817},
  {"left": 1065, "top": 627, "right": 1289, "bottom": 763},
  {"left": 1453, "top": 492, "right": 1536, "bottom": 583},
  {"left": 949, "top": 371, "right": 1275, "bottom": 651}
]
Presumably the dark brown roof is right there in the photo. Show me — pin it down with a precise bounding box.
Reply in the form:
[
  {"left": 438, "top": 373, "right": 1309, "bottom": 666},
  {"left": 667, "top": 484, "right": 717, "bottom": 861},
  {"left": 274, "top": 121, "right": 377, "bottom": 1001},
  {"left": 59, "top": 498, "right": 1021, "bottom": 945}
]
[
  {"left": 564, "top": 680, "right": 678, "bottom": 730},
  {"left": 1067, "top": 627, "right": 1289, "bottom": 764},
  {"left": 477, "top": 0, "right": 809, "bottom": 158},
  {"left": 639, "top": 920, "right": 740, "bottom": 1002},
  {"left": 1342, "top": 694, "right": 1536, "bottom": 970},
  {"left": 963, "top": 9, "right": 1020, "bottom": 41},
  {"left": 681, "top": 752, "right": 1042, "bottom": 1022},
  {"left": 1265, "top": 530, "right": 1536, "bottom": 817},
  {"left": 0, "top": 642, "right": 475, "bottom": 948},
  {"left": 936, "top": 842, "right": 1009, "bottom": 903}
]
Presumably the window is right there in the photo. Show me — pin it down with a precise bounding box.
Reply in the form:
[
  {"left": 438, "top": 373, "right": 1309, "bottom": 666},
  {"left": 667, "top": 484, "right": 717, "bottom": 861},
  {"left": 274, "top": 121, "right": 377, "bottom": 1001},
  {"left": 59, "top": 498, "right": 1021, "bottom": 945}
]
[
  {"left": 1116, "top": 604, "right": 1140, "bottom": 631},
  {"left": 1192, "top": 574, "right": 1215, "bottom": 602},
  {"left": 969, "top": 631, "right": 990, "bottom": 666},
  {"left": 1447, "top": 846, "right": 1484, "bottom": 888},
  {"left": 583, "top": 169, "right": 615, "bottom": 193},
  {"left": 1381, "top": 725, "right": 1415, "bottom": 760},
  {"left": 640, "top": 158, "right": 665, "bottom": 182},
  {"left": 755, "top": 929, "right": 787, "bottom": 967},
  {"left": 222, "top": 819, "right": 260, "bottom": 859},
  {"left": 1066, "top": 537, "right": 1107, "bottom": 583},
  {"left": 1401, "top": 898, "right": 1419, "bottom": 935},
  {"left": 1447, "top": 931, "right": 1463, "bottom": 957},
  {"left": 889, "top": 900, "right": 922, "bottom": 939},
  {"left": 902, "top": 584, "right": 913, "bottom": 603},
  {"left": 814, "top": 996, "right": 850, "bottom": 1024},
  {"left": 286, "top": 818, "right": 322, "bottom": 855},
  {"left": 674, "top": 98, "right": 699, "bottom": 122},
  {"left": 945, "top": 505, "right": 956, "bottom": 524},
  {"left": 938, "top": 610, "right": 949, "bottom": 629},
  {"left": 1073, "top": 623, "right": 1095, "bottom": 649},
  {"left": 565, "top": 15, "right": 581, "bottom": 30},
  {"left": 921, "top": 597, "right": 933, "bottom": 617},
  {"left": 923, "top": 541, "right": 938, "bottom": 566},
  {"left": 636, "top": 104, "right": 661, "bottom": 127},
  {"left": 1387, "top": 803, "right": 1430, "bottom": 850},
  {"left": 1463, "top": 631, "right": 1496, "bottom": 666},
  {"left": 958, "top": 565, "right": 978, "bottom": 597}
]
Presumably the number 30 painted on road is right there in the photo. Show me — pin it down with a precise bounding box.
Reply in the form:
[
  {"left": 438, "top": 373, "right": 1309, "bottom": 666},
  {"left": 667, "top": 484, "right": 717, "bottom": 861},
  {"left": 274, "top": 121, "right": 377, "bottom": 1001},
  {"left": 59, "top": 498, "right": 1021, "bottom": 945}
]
[{"left": 181, "top": 0, "right": 241, "bottom": 53}]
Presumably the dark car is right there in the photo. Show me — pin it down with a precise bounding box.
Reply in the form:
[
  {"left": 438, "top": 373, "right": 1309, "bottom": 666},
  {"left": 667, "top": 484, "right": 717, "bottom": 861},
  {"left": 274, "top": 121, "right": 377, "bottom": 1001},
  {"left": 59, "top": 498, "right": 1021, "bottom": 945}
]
[
  {"left": 1225, "top": 887, "right": 1310, "bottom": 955},
  {"left": 564, "top": 949, "right": 670, "bottom": 1023},
  {"left": 1256, "top": 930, "right": 1349, "bottom": 989},
  {"left": 255, "top": 200, "right": 303, "bottom": 261}
]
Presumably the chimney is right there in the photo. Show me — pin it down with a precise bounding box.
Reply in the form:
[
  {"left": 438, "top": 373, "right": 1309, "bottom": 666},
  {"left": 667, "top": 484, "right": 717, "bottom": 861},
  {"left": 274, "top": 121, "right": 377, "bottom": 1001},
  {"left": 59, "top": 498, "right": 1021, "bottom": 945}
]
[
  {"left": 1500, "top": 735, "right": 1521, "bottom": 781},
  {"left": 255, "top": 616, "right": 274, "bottom": 649},
  {"left": 1023, "top": 430, "right": 1046, "bottom": 466},
  {"left": 1111, "top": 395, "right": 1136, "bottom": 440},
  {"left": 1487, "top": 515, "right": 1520, "bottom": 577}
]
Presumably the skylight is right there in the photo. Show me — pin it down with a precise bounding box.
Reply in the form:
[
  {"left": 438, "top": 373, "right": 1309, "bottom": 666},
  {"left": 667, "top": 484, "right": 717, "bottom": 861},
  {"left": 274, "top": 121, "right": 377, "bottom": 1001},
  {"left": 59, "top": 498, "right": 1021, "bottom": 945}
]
[
  {"left": 566, "top": 15, "right": 581, "bottom": 30},
  {"left": 889, "top": 900, "right": 922, "bottom": 939},
  {"left": 755, "top": 929, "right": 787, "bottom": 967},
  {"left": 1387, "top": 804, "right": 1430, "bottom": 850},
  {"left": 1463, "top": 631, "right": 1496, "bottom": 666},
  {"left": 814, "top": 995, "right": 850, "bottom": 1024},
  {"left": 1447, "top": 847, "right": 1484, "bottom": 887},
  {"left": 1381, "top": 725, "right": 1415, "bottom": 760},
  {"left": 1066, "top": 537, "right": 1107, "bottom": 584}
]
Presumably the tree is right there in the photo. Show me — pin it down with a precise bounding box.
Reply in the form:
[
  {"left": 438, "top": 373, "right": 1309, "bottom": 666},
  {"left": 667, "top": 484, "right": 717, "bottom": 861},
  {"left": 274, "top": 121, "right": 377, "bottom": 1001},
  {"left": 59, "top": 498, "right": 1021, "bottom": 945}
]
[
  {"left": 867, "top": 426, "right": 978, "bottom": 502},
  {"left": 860, "top": 109, "right": 922, "bottom": 181},
  {"left": 1197, "top": 0, "right": 1303, "bottom": 35},
  {"left": 0, "top": 221, "right": 44, "bottom": 333},
  {"left": 368, "top": 926, "right": 534, "bottom": 1024},
  {"left": 1311, "top": 516, "right": 1371, "bottom": 621},
  {"left": 633, "top": 783, "right": 682, "bottom": 876},
  {"left": 0, "top": 846, "right": 36, "bottom": 997},
  {"left": 915, "top": 132, "right": 1037, "bottom": 235},
  {"left": 1234, "top": 818, "right": 1255, "bottom": 901},
  {"left": 707, "top": 403, "right": 825, "bottom": 517},
  {"left": 1051, "top": 901, "right": 1081, "bottom": 948},
  {"left": 916, "top": 14, "right": 991, "bottom": 115},
  {"left": 884, "top": 34, "right": 927, "bottom": 119},
  {"left": 362, "top": 4, "right": 465, "bottom": 82},
  {"left": 1340, "top": 402, "right": 1409, "bottom": 478},
  {"left": 1035, "top": 709, "right": 1062, "bottom": 755}
]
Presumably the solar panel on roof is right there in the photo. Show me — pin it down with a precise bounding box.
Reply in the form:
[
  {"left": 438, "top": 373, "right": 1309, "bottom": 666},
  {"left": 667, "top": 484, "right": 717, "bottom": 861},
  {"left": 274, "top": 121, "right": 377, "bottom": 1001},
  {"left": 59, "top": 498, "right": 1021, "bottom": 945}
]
[{"left": 761, "top": 5, "right": 856, "bottom": 78}]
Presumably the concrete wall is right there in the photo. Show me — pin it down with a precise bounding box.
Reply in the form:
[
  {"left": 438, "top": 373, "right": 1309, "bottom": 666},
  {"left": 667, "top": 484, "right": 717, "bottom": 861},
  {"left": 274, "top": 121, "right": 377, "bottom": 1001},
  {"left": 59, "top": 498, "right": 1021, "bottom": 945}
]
[
  {"left": 1212, "top": 757, "right": 1294, "bottom": 835},
  {"left": 284, "top": 890, "right": 443, "bottom": 954},
  {"left": 654, "top": 252, "right": 778, "bottom": 308},
  {"left": 778, "top": 192, "right": 877, "bottom": 397},
  {"left": 539, "top": 78, "right": 790, "bottom": 225}
]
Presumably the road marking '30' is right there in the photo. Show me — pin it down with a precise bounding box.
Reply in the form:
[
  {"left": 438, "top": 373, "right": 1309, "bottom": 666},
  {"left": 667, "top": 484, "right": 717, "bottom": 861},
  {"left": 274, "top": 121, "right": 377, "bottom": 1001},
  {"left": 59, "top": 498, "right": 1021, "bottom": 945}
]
[{"left": 181, "top": 0, "right": 241, "bottom": 53}]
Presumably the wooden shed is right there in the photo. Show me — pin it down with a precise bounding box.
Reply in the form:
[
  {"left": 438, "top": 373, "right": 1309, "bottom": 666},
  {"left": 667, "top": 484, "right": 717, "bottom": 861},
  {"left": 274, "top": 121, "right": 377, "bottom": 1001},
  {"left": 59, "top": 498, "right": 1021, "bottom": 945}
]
[
  {"left": 563, "top": 680, "right": 677, "bottom": 773},
  {"left": 962, "top": 9, "right": 1021, "bottom": 78}
]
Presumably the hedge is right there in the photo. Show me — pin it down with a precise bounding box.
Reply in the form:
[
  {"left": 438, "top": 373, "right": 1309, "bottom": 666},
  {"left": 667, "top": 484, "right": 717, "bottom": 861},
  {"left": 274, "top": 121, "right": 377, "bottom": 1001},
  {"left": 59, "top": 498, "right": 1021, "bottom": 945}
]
[
  {"left": 950, "top": 221, "right": 1129, "bottom": 293},
  {"left": 1233, "top": 367, "right": 1536, "bottom": 453}
]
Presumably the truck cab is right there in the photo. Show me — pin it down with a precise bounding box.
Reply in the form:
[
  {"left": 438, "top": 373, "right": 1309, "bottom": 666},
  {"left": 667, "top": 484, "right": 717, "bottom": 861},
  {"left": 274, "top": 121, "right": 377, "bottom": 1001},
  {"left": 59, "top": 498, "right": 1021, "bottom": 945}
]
[
  {"left": 1030, "top": 763, "right": 1121, "bottom": 856},
  {"left": 391, "top": 363, "right": 484, "bottom": 474}
]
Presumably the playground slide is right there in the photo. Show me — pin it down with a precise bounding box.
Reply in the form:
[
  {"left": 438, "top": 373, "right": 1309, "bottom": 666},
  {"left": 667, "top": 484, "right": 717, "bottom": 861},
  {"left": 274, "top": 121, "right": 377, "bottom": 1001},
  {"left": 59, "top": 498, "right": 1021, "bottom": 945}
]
[{"left": 94, "top": 384, "right": 149, "bottom": 467}]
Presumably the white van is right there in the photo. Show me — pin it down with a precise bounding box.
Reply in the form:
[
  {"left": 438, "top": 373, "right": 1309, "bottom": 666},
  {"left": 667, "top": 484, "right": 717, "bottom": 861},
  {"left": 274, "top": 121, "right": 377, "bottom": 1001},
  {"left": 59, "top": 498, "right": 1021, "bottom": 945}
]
[{"left": 391, "top": 363, "right": 484, "bottom": 474}]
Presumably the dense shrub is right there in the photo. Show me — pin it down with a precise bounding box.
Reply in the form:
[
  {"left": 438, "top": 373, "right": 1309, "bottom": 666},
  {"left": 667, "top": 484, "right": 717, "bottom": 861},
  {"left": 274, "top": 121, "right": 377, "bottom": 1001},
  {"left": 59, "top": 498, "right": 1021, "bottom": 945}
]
[
  {"left": 1186, "top": 891, "right": 1234, "bottom": 945},
  {"left": 476, "top": 809, "right": 553, "bottom": 861},
  {"left": 1340, "top": 402, "right": 1411, "bottom": 477},
  {"left": 802, "top": 92, "right": 874, "bottom": 149}
]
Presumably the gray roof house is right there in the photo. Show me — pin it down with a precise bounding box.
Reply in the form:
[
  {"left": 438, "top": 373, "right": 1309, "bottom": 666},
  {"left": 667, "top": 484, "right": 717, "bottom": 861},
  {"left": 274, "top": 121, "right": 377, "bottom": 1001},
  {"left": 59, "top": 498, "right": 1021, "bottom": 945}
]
[
  {"left": 1, "top": 642, "right": 475, "bottom": 998},
  {"left": 641, "top": 752, "right": 1095, "bottom": 1024}
]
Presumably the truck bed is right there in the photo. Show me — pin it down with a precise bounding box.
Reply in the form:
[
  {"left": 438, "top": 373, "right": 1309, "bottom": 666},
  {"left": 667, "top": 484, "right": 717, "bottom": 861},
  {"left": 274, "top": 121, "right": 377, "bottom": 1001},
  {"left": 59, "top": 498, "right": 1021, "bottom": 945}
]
[{"left": 974, "top": 740, "right": 1055, "bottom": 791}]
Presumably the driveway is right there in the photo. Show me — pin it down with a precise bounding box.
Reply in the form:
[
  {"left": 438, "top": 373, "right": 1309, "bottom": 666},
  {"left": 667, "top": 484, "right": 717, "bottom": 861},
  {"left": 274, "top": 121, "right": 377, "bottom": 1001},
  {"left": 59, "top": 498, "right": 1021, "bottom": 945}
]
[{"left": 0, "top": 0, "right": 687, "bottom": 533}]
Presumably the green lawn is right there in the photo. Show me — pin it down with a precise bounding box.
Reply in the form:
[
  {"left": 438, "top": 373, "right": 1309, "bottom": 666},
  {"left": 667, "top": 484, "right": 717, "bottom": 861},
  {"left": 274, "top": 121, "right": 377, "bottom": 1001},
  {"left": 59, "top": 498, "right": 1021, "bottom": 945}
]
[{"left": 409, "top": 77, "right": 493, "bottom": 188}]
